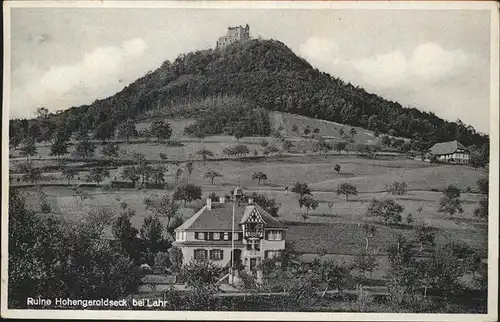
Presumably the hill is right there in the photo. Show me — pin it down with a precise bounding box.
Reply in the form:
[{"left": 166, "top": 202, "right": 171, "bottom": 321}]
[{"left": 10, "top": 38, "right": 488, "bottom": 153}]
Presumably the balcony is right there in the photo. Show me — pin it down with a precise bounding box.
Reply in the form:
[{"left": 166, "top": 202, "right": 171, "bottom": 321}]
[
  {"left": 244, "top": 249, "right": 261, "bottom": 257},
  {"left": 245, "top": 231, "right": 262, "bottom": 239}
]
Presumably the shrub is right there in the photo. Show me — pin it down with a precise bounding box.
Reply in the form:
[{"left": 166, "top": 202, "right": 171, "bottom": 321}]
[
  {"left": 387, "top": 181, "right": 408, "bottom": 195},
  {"left": 40, "top": 201, "right": 52, "bottom": 213}
]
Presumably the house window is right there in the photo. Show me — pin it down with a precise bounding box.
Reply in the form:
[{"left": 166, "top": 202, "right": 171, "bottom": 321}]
[
  {"left": 210, "top": 249, "right": 223, "bottom": 261},
  {"left": 224, "top": 232, "right": 229, "bottom": 240},
  {"left": 213, "top": 233, "right": 220, "bottom": 240},
  {"left": 267, "top": 230, "right": 282, "bottom": 241},
  {"left": 265, "top": 250, "right": 281, "bottom": 259},
  {"left": 194, "top": 249, "right": 207, "bottom": 261},
  {"left": 195, "top": 232, "right": 205, "bottom": 240},
  {"left": 176, "top": 231, "right": 185, "bottom": 241}
]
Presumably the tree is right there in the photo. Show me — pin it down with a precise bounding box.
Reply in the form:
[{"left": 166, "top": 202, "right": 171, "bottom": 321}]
[
  {"left": 20, "top": 162, "right": 42, "bottom": 184},
  {"left": 233, "top": 144, "right": 250, "bottom": 158},
  {"left": 336, "top": 183, "right": 358, "bottom": 202},
  {"left": 178, "top": 260, "right": 224, "bottom": 292},
  {"left": 338, "top": 128, "right": 345, "bottom": 137},
  {"left": 362, "top": 224, "right": 376, "bottom": 251},
  {"left": 313, "top": 127, "right": 320, "bottom": 134},
  {"left": 121, "top": 165, "right": 140, "bottom": 185},
  {"left": 86, "top": 168, "right": 110, "bottom": 186},
  {"left": 475, "top": 177, "right": 489, "bottom": 220},
  {"left": 186, "top": 161, "right": 194, "bottom": 179},
  {"left": 334, "top": 164, "right": 341, "bottom": 175},
  {"left": 150, "top": 165, "right": 166, "bottom": 184},
  {"left": 20, "top": 137, "right": 37, "bottom": 161},
  {"left": 381, "top": 135, "right": 392, "bottom": 146},
  {"left": 112, "top": 208, "right": 140, "bottom": 259},
  {"left": 438, "top": 185, "right": 463, "bottom": 218},
  {"left": 197, "top": 148, "right": 214, "bottom": 166},
  {"left": 150, "top": 119, "right": 172, "bottom": 143},
  {"left": 93, "top": 121, "right": 115, "bottom": 144},
  {"left": 298, "top": 196, "right": 318, "bottom": 222},
  {"left": 334, "top": 141, "right": 347, "bottom": 154},
  {"left": 291, "top": 124, "right": 299, "bottom": 133},
  {"left": 50, "top": 137, "right": 69, "bottom": 160},
  {"left": 159, "top": 153, "right": 168, "bottom": 164},
  {"left": 248, "top": 193, "right": 281, "bottom": 217},
  {"left": 8, "top": 190, "right": 140, "bottom": 308},
  {"left": 366, "top": 199, "right": 404, "bottom": 225},
  {"left": 173, "top": 183, "right": 202, "bottom": 206},
  {"left": 175, "top": 168, "right": 183, "bottom": 181},
  {"left": 303, "top": 126, "right": 311, "bottom": 136},
  {"left": 313, "top": 138, "right": 332, "bottom": 154},
  {"left": 75, "top": 137, "right": 96, "bottom": 159},
  {"left": 316, "top": 261, "right": 350, "bottom": 297},
  {"left": 101, "top": 143, "right": 120, "bottom": 164},
  {"left": 252, "top": 172, "right": 268, "bottom": 186},
  {"left": 134, "top": 153, "right": 153, "bottom": 185},
  {"left": 204, "top": 171, "right": 222, "bottom": 185},
  {"left": 349, "top": 127, "right": 357, "bottom": 138},
  {"left": 327, "top": 201, "right": 334, "bottom": 214},
  {"left": 291, "top": 182, "right": 312, "bottom": 199},
  {"left": 145, "top": 194, "right": 179, "bottom": 228},
  {"left": 116, "top": 119, "right": 137, "bottom": 144},
  {"left": 282, "top": 140, "right": 294, "bottom": 152},
  {"left": 62, "top": 167, "right": 77, "bottom": 185},
  {"left": 140, "top": 215, "right": 166, "bottom": 253},
  {"left": 476, "top": 177, "right": 489, "bottom": 195},
  {"left": 387, "top": 181, "right": 408, "bottom": 195},
  {"left": 414, "top": 223, "right": 436, "bottom": 253},
  {"left": 353, "top": 250, "right": 378, "bottom": 278}
]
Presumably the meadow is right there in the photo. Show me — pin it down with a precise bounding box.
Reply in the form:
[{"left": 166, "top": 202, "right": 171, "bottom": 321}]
[
  {"left": 16, "top": 154, "right": 488, "bottom": 258},
  {"left": 10, "top": 112, "right": 489, "bottom": 292}
]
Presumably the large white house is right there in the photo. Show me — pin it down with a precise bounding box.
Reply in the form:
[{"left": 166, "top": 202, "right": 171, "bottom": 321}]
[
  {"left": 173, "top": 187, "right": 287, "bottom": 282},
  {"left": 429, "top": 140, "right": 470, "bottom": 164}
]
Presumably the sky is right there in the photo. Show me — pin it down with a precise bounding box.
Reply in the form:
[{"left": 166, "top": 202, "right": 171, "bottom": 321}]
[{"left": 9, "top": 7, "right": 492, "bottom": 133}]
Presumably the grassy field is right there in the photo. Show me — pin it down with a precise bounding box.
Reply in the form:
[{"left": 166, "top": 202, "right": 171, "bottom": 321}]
[
  {"left": 10, "top": 110, "right": 401, "bottom": 163},
  {"left": 10, "top": 112, "right": 489, "bottom": 286},
  {"left": 15, "top": 153, "right": 488, "bottom": 258}
]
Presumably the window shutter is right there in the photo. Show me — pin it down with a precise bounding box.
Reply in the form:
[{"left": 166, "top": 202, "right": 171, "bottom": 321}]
[
  {"left": 195, "top": 232, "right": 199, "bottom": 240},
  {"left": 209, "top": 232, "right": 213, "bottom": 240},
  {"left": 203, "top": 249, "right": 208, "bottom": 260},
  {"left": 204, "top": 233, "right": 208, "bottom": 241},
  {"left": 220, "top": 249, "right": 224, "bottom": 260}
]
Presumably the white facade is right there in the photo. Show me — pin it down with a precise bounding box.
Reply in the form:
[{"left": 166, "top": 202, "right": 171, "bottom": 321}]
[{"left": 173, "top": 198, "right": 287, "bottom": 276}]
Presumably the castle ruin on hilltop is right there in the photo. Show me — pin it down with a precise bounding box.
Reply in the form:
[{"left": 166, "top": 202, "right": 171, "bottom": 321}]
[{"left": 216, "top": 24, "right": 250, "bottom": 49}]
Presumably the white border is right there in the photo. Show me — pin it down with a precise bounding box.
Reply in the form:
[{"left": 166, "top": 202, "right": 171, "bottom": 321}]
[{"left": 2, "top": 1, "right": 499, "bottom": 321}]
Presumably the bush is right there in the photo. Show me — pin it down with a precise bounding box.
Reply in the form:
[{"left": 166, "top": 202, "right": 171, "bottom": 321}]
[
  {"left": 387, "top": 181, "right": 408, "bottom": 195},
  {"left": 40, "top": 201, "right": 52, "bottom": 213}
]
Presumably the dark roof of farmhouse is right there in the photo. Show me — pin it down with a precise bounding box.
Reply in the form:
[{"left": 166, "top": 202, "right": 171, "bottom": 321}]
[
  {"left": 176, "top": 202, "right": 286, "bottom": 231},
  {"left": 429, "top": 140, "right": 469, "bottom": 155}
]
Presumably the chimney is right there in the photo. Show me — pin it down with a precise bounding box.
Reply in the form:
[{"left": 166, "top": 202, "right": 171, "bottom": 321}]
[
  {"left": 220, "top": 197, "right": 225, "bottom": 204},
  {"left": 248, "top": 198, "right": 253, "bottom": 204},
  {"left": 206, "top": 198, "right": 212, "bottom": 210}
]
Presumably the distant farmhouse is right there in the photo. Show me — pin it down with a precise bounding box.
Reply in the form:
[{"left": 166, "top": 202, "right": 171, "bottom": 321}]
[
  {"left": 173, "top": 185, "right": 287, "bottom": 284},
  {"left": 216, "top": 24, "right": 250, "bottom": 49},
  {"left": 429, "top": 140, "right": 470, "bottom": 164}
]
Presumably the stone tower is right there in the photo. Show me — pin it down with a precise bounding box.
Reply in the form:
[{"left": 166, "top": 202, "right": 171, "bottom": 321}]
[{"left": 216, "top": 24, "right": 250, "bottom": 49}]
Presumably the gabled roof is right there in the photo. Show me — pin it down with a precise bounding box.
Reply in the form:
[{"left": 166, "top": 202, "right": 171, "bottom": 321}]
[
  {"left": 429, "top": 140, "right": 469, "bottom": 156},
  {"left": 175, "top": 202, "right": 286, "bottom": 231},
  {"left": 240, "top": 206, "right": 265, "bottom": 224}
]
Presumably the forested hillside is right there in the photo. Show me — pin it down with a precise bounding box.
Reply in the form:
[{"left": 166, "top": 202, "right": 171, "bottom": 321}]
[{"left": 10, "top": 38, "right": 488, "bottom": 152}]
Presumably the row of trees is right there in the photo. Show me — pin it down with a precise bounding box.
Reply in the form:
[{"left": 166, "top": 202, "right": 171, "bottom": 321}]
[{"left": 10, "top": 38, "right": 489, "bottom": 161}]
